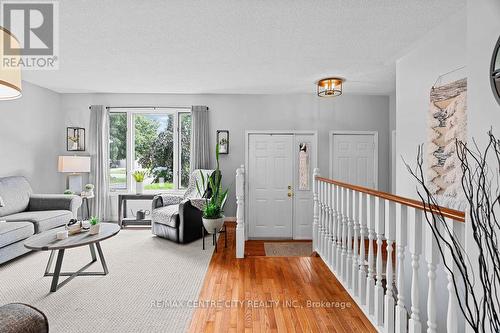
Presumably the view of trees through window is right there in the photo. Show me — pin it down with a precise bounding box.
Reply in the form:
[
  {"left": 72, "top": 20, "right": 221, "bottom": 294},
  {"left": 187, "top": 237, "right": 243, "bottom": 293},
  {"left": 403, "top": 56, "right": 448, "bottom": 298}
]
[
  {"left": 109, "top": 111, "right": 191, "bottom": 191},
  {"left": 179, "top": 113, "right": 191, "bottom": 188},
  {"left": 109, "top": 113, "right": 127, "bottom": 190}
]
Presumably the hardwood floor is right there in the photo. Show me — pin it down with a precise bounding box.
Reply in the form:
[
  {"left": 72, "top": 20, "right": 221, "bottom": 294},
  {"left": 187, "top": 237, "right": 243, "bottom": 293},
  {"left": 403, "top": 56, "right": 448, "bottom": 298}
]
[{"left": 188, "top": 224, "right": 376, "bottom": 333}]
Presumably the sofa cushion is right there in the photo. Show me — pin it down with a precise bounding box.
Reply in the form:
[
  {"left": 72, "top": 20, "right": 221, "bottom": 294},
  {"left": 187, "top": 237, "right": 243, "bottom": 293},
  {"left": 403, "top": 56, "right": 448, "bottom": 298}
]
[
  {"left": 152, "top": 205, "right": 179, "bottom": 228},
  {"left": 0, "top": 177, "right": 33, "bottom": 217},
  {"left": 3, "top": 210, "right": 72, "bottom": 233},
  {"left": 0, "top": 221, "right": 34, "bottom": 248}
]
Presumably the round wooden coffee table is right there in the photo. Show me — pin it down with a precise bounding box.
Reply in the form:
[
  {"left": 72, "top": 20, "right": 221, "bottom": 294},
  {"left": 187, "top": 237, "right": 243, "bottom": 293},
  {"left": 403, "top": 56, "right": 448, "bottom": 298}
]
[{"left": 24, "top": 223, "right": 120, "bottom": 292}]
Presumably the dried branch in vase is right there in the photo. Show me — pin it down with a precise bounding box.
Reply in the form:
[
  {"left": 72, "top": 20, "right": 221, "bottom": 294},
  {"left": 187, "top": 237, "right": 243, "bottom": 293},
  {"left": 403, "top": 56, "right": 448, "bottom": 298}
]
[{"left": 405, "top": 131, "right": 500, "bottom": 333}]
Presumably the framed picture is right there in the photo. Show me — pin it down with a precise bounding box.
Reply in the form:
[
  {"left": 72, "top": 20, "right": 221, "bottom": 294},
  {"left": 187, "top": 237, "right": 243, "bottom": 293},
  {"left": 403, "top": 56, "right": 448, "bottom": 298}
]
[
  {"left": 67, "top": 127, "right": 85, "bottom": 151},
  {"left": 217, "top": 130, "right": 229, "bottom": 154}
]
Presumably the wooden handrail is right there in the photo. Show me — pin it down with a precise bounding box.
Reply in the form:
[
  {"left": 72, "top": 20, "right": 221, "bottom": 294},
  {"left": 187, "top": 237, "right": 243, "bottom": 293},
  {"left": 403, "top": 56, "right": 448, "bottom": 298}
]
[{"left": 316, "top": 176, "right": 465, "bottom": 222}]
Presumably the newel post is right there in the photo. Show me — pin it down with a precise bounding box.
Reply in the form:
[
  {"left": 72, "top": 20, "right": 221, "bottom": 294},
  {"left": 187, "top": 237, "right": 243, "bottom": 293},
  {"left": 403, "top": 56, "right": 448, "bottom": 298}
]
[
  {"left": 235, "top": 165, "right": 245, "bottom": 259},
  {"left": 313, "top": 168, "right": 320, "bottom": 253}
]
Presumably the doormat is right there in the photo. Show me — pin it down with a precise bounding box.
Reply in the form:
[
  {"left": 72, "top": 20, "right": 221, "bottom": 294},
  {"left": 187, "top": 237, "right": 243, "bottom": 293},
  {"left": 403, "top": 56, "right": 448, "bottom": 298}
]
[{"left": 264, "top": 242, "right": 313, "bottom": 257}]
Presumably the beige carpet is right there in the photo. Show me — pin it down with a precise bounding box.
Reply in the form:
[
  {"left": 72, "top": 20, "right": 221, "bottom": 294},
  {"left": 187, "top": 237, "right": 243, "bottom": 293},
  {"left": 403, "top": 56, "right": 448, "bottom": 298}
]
[
  {"left": 0, "top": 229, "right": 213, "bottom": 333},
  {"left": 264, "top": 242, "right": 312, "bottom": 257}
]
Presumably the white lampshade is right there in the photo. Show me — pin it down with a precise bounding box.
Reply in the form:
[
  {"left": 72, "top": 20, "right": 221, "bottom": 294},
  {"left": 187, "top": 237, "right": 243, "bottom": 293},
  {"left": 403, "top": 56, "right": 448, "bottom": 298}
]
[
  {"left": 58, "top": 156, "right": 91, "bottom": 173},
  {"left": 0, "top": 27, "right": 22, "bottom": 100}
]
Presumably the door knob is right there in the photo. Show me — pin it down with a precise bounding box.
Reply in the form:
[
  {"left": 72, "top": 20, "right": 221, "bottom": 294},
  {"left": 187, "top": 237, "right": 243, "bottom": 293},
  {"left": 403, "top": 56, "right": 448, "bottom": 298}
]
[{"left": 288, "top": 191, "right": 294, "bottom": 197}]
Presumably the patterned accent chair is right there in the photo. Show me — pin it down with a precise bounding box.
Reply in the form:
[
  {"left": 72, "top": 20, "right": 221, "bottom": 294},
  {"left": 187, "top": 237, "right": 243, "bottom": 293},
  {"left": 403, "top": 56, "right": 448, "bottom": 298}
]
[{"left": 151, "top": 169, "right": 216, "bottom": 243}]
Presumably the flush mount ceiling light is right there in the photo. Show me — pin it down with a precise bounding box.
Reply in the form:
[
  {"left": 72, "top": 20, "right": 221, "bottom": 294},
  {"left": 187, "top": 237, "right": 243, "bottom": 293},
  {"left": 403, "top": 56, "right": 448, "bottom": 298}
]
[
  {"left": 317, "top": 77, "right": 345, "bottom": 97},
  {"left": 0, "top": 27, "right": 22, "bottom": 100}
]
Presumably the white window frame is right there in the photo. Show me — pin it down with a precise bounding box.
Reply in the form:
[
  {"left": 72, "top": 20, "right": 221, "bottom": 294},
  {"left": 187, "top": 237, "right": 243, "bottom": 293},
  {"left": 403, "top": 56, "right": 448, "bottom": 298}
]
[{"left": 109, "top": 108, "right": 190, "bottom": 193}]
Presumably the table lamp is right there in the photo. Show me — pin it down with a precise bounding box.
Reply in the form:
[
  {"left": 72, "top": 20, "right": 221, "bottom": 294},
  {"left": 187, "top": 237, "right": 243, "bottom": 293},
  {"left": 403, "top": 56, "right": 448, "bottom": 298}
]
[{"left": 58, "top": 156, "right": 91, "bottom": 194}]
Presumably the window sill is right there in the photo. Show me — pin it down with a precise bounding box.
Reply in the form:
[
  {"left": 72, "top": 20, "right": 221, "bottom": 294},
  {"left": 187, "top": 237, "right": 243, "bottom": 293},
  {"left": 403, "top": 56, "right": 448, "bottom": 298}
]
[{"left": 109, "top": 189, "right": 187, "bottom": 196}]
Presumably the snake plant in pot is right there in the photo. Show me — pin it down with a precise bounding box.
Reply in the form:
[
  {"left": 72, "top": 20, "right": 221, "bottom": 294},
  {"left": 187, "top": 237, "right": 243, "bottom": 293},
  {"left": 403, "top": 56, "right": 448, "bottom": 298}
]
[{"left": 197, "top": 144, "right": 228, "bottom": 234}]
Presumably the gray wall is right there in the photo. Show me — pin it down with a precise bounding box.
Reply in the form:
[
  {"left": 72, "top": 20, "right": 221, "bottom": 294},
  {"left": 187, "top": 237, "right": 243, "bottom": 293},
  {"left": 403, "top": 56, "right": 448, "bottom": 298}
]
[
  {"left": 0, "top": 81, "right": 64, "bottom": 193},
  {"left": 60, "top": 93, "right": 390, "bottom": 217}
]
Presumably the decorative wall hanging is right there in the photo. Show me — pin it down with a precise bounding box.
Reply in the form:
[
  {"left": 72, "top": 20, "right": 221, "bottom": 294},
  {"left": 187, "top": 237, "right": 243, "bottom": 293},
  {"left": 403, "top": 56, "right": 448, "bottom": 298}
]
[
  {"left": 491, "top": 35, "right": 500, "bottom": 105},
  {"left": 298, "top": 143, "right": 310, "bottom": 190},
  {"left": 426, "top": 77, "right": 467, "bottom": 206},
  {"left": 67, "top": 127, "right": 86, "bottom": 151},
  {"left": 217, "top": 130, "right": 229, "bottom": 154}
]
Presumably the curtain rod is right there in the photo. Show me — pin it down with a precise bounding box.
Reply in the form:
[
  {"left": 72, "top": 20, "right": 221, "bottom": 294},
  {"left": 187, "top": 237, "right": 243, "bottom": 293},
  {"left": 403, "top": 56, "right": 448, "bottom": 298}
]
[{"left": 88, "top": 106, "right": 198, "bottom": 110}]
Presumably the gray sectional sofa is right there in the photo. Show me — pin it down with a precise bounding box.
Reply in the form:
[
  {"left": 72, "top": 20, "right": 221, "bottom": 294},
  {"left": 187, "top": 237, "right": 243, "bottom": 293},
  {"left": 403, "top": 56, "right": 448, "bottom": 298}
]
[{"left": 0, "top": 176, "right": 82, "bottom": 264}]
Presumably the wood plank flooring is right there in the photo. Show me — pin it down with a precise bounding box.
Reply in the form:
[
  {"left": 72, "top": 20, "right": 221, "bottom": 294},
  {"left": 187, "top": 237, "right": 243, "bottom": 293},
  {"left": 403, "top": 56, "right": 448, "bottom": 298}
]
[{"left": 188, "top": 224, "right": 376, "bottom": 333}]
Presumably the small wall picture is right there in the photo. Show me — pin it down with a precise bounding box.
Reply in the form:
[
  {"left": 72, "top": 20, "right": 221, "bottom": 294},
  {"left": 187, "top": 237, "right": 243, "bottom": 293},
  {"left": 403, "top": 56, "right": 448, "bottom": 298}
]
[
  {"left": 67, "top": 127, "right": 85, "bottom": 151},
  {"left": 217, "top": 130, "right": 229, "bottom": 154}
]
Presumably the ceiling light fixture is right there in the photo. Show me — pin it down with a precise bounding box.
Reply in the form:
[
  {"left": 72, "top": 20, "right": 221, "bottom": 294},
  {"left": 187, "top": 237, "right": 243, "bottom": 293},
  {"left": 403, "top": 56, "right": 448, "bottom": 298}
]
[
  {"left": 0, "top": 27, "right": 22, "bottom": 100},
  {"left": 317, "top": 77, "right": 344, "bottom": 97}
]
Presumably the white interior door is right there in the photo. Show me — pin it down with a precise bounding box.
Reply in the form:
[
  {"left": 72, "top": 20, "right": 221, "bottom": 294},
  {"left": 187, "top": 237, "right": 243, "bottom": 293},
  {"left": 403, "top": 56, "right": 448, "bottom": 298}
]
[
  {"left": 331, "top": 133, "right": 377, "bottom": 189},
  {"left": 248, "top": 134, "right": 293, "bottom": 238}
]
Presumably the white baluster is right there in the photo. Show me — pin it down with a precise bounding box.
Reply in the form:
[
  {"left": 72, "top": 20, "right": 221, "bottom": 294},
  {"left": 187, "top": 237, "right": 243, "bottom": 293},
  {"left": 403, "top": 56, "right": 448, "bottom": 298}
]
[
  {"left": 352, "top": 190, "right": 360, "bottom": 296},
  {"left": 395, "top": 205, "right": 408, "bottom": 333},
  {"left": 312, "top": 169, "right": 320, "bottom": 254},
  {"left": 366, "top": 194, "right": 376, "bottom": 315},
  {"left": 384, "top": 201, "right": 396, "bottom": 333},
  {"left": 358, "top": 192, "right": 367, "bottom": 305},
  {"left": 445, "top": 218, "right": 460, "bottom": 333},
  {"left": 341, "top": 187, "right": 348, "bottom": 281},
  {"left": 336, "top": 185, "right": 343, "bottom": 273},
  {"left": 346, "top": 189, "right": 353, "bottom": 287},
  {"left": 326, "top": 183, "right": 333, "bottom": 268},
  {"left": 323, "top": 182, "right": 329, "bottom": 257},
  {"left": 408, "top": 209, "right": 422, "bottom": 333},
  {"left": 375, "top": 197, "right": 386, "bottom": 326},
  {"left": 319, "top": 181, "right": 325, "bottom": 256},
  {"left": 425, "top": 211, "right": 438, "bottom": 333},
  {"left": 236, "top": 165, "right": 245, "bottom": 258},
  {"left": 331, "top": 184, "right": 338, "bottom": 271}
]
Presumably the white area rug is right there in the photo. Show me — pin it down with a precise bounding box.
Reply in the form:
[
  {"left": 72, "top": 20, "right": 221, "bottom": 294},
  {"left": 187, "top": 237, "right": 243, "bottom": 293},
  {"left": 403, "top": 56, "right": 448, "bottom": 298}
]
[{"left": 0, "top": 229, "right": 213, "bottom": 333}]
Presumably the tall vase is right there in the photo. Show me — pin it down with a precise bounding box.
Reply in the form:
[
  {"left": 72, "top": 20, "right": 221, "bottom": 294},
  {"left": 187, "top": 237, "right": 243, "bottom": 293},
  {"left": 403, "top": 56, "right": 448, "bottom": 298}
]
[{"left": 136, "top": 182, "right": 144, "bottom": 194}]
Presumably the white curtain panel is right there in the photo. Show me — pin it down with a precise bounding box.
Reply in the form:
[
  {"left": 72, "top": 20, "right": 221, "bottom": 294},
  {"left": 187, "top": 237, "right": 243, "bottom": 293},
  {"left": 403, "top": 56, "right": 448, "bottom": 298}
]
[
  {"left": 89, "top": 105, "right": 110, "bottom": 221},
  {"left": 190, "top": 106, "right": 211, "bottom": 171}
]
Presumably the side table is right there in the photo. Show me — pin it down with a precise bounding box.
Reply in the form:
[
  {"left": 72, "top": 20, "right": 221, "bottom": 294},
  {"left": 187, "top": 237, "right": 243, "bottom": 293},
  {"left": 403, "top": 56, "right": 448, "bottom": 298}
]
[{"left": 118, "top": 194, "right": 157, "bottom": 228}]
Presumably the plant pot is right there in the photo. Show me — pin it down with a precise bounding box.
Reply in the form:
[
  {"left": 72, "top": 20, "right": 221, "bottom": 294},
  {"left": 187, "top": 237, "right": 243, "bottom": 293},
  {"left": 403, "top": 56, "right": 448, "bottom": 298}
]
[
  {"left": 136, "top": 181, "right": 144, "bottom": 194},
  {"left": 202, "top": 216, "right": 225, "bottom": 234},
  {"left": 89, "top": 223, "right": 101, "bottom": 235}
]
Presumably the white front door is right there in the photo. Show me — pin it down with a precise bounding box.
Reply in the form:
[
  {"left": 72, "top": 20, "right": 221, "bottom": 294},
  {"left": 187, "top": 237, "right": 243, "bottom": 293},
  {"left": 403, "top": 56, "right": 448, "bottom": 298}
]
[
  {"left": 331, "top": 133, "right": 377, "bottom": 189},
  {"left": 248, "top": 134, "right": 294, "bottom": 238}
]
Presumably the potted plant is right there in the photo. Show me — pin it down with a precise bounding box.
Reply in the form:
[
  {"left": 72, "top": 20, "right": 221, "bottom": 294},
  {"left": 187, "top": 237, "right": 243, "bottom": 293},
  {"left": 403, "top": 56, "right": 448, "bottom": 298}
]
[
  {"left": 132, "top": 170, "right": 147, "bottom": 194},
  {"left": 83, "top": 184, "right": 95, "bottom": 197},
  {"left": 197, "top": 144, "right": 228, "bottom": 234},
  {"left": 89, "top": 216, "right": 100, "bottom": 235}
]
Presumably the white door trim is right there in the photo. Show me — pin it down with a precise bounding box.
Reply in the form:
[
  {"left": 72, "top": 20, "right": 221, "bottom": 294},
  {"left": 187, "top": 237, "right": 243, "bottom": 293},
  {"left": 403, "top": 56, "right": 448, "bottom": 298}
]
[
  {"left": 329, "top": 130, "right": 379, "bottom": 189},
  {"left": 245, "top": 130, "right": 318, "bottom": 240}
]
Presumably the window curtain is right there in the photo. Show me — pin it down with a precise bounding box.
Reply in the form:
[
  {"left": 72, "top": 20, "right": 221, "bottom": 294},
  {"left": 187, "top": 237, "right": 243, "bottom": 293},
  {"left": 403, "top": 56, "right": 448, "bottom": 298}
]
[
  {"left": 190, "top": 106, "right": 210, "bottom": 170},
  {"left": 89, "top": 105, "right": 110, "bottom": 221}
]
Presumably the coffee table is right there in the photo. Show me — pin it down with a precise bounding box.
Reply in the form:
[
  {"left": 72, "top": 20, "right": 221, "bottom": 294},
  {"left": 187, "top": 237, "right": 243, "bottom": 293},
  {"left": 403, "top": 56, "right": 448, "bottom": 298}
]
[{"left": 24, "top": 223, "right": 120, "bottom": 292}]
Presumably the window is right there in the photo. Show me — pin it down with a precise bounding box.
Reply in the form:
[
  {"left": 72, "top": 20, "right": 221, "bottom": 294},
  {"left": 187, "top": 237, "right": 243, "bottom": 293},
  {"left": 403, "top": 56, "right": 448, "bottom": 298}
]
[
  {"left": 109, "top": 109, "right": 191, "bottom": 192},
  {"left": 109, "top": 113, "right": 127, "bottom": 190}
]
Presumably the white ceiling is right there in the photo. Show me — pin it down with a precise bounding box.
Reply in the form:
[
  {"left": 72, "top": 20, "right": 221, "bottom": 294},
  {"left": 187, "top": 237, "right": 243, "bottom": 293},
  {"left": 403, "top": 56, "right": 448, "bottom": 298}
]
[{"left": 22, "top": 0, "right": 465, "bottom": 95}]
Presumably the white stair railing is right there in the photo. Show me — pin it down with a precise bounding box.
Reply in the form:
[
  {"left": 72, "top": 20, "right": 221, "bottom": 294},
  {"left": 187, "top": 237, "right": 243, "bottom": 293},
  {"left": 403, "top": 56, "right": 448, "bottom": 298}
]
[{"left": 313, "top": 168, "right": 466, "bottom": 333}]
